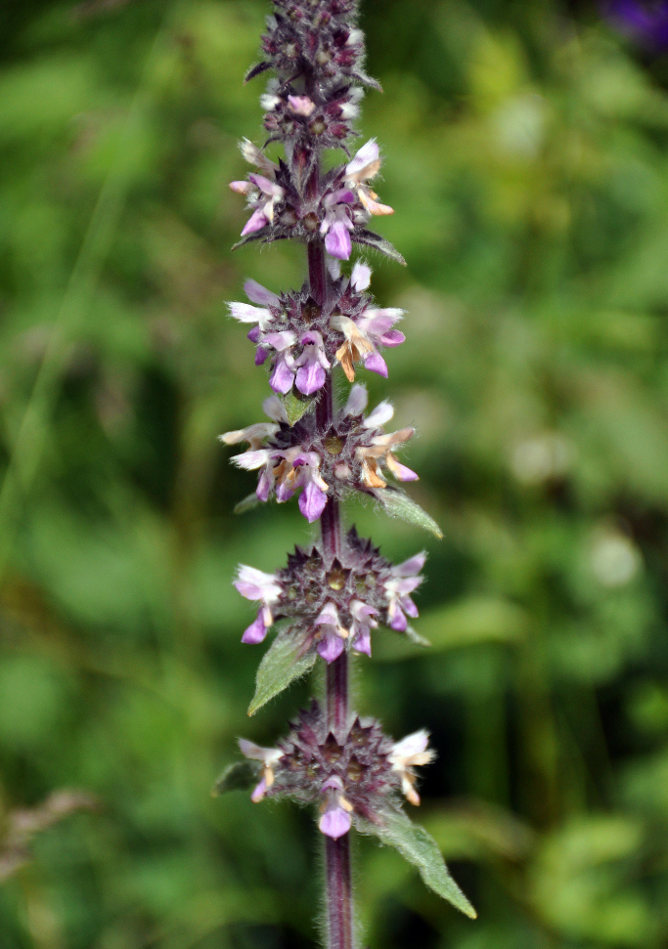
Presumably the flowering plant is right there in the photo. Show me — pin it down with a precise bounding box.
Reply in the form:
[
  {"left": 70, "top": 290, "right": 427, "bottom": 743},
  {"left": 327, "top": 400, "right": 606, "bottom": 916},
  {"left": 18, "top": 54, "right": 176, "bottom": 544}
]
[{"left": 214, "top": 2, "right": 476, "bottom": 945}]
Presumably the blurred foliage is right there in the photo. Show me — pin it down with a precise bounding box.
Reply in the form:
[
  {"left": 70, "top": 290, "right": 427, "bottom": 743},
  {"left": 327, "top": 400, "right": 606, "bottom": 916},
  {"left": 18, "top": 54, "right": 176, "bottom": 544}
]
[{"left": 1, "top": 0, "right": 668, "bottom": 946}]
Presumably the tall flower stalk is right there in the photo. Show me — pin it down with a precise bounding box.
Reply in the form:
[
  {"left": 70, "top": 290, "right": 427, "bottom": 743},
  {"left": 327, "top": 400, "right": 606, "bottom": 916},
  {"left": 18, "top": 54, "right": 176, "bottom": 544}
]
[{"left": 215, "top": 3, "right": 476, "bottom": 946}]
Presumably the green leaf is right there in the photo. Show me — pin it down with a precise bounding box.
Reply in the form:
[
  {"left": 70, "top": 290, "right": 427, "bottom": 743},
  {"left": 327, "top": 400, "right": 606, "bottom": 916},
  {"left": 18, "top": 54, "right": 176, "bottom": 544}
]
[
  {"left": 283, "top": 390, "right": 316, "bottom": 426},
  {"left": 248, "top": 633, "right": 317, "bottom": 716},
  {"left": 354, "top": 229, "right": 407, "bottom": 266},
  {"left": 375, "top": 487, "right": 443, "bottom": 539},
  {"left": 357, "top": 809, "right": 477, "bottom": 919},
  {"left": 211, "top": 761, "right": 257, "bottom": 796},
  {"left": 233, "top": 493, "right": 261, "bottom": 515}
]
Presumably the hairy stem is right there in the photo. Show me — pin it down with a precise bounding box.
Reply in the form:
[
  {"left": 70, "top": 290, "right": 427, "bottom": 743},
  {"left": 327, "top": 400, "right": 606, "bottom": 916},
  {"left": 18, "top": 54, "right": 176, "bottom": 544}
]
[
  {"left": 325, "top": 831, "right": 353, "bottom": 949},
  {"left": 308, "top": 231, "right": 353, "bottom": 949}
]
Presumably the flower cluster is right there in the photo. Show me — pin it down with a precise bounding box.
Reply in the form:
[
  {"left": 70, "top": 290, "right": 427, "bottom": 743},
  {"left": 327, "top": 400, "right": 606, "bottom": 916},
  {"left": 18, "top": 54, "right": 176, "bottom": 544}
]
[
  {"left": 221, "top": 385, "right": 417, "bottom": 523},
  {"left": 230, "top": 138, "right": 393, "bottom": 259},
  {"left": 228, "top": 259, "right": 405, "bottom": 395},
  {"left": 234, "top": 527, "right": 426, "bottom": 659},
  {"left": 239, "top": 702, "right": 435, "bottom": 838},
  {"left": 247, "top": 0, "right": 375, "bottom": 94}
]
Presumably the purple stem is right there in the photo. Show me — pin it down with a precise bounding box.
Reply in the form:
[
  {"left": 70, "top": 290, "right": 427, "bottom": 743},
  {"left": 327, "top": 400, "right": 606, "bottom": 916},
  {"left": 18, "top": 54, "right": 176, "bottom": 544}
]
[
  {"left": 307, "top": 223, "right": 353, "bottom": 949},
  {"left": 325, "top": 831, "right": 353, "bottom": 949}
]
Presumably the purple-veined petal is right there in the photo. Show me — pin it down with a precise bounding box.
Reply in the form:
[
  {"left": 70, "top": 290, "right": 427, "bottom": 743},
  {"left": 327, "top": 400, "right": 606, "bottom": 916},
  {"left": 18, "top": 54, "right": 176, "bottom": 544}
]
[
  {"left": 315, "top": 601, "right": 340, "bottom": 627},
  {"left": 275, "top": 478, "right": 296, "bottom": 503},
  {"left": 270, "top": 357, "right": 295, "bottom": 394},
  {"left": 241, "top": 208, "right": 268, "bottom": 236},
  {"left": 256, "top": 468, "right": 273, "bottom": 502},
  {"left": 317, "top": 631, "right": 346, "bottom": 663},
  {"left": 319, "top": 806, "right": 352, "bottom": 839},
  {"left": 388, "top": 606, "right": 407, "bottom": 632},
  {"left": 364, "top": 352, "right": 388, "bottom": 378},
  {"left": 352, "top": 627, "right": 372, "bottom": 656},
  {"left": 244, "top": 278, "right": 280, "bottom": 307},
  {"left": 402, "top": 597, "right": 419, "bottom": 619},
  {"left": 296, "top": 357, "right": 326, "bottom": 395},
  {"left": 325, "top": 220, "right": 352, "bottom": 260},
  {"left": 248, "top": 173, "right": 282, "bottom": 197},
  {"left": 241, "top": 611, "right": 269, "bottom": 644},
  {"left": 299, "top": 481, "right": 328, "bottom": 522},
  {"left": 263, "top": 330, "right": 297, "bottom": 350},
  {"left": 380, "top": 329, "right": 405, "bottom": 347}
]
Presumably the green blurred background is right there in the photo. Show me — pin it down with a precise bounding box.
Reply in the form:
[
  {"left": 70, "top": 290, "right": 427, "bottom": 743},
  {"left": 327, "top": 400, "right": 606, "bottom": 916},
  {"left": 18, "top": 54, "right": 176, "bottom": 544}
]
[{"left": 1, "top": 0, "right": 668, "bottom": 946}]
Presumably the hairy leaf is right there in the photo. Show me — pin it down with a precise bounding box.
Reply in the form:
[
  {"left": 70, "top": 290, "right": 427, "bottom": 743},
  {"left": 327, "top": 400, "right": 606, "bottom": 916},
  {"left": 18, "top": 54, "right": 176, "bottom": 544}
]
[
  {"left": 357, "top": 809, "right": 477, "bottom": 919},
  {"left": 375, "top": 487, "right": 443, "bottom": 539},
  {"left": 354, "top": 229, "right": 407, "bottom": 266},
  {"left": 248, "top": 633, "right": 316, "bottom": 716}
]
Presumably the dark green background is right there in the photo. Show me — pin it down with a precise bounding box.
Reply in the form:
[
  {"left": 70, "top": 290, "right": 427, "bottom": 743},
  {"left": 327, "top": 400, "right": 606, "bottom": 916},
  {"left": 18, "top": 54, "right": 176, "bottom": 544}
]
[{"left": 1, "top": 1, "right": 667, "bottom": 946}]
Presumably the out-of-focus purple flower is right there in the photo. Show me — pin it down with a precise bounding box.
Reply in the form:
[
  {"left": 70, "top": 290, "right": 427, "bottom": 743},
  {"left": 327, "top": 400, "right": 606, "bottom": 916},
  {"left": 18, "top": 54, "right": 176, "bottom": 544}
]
[{"left": 603, "top": 1, "right": 668, "bottom": 50}]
